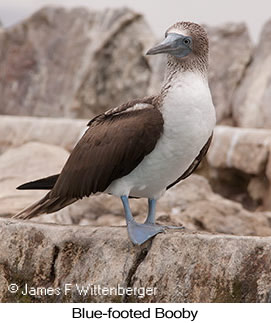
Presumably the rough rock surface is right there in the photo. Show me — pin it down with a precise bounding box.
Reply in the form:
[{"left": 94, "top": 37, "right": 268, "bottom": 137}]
[
  {"left": 0, "top": 141, "right": 99, "bottom": 225},
  {"left": 0, "top": 142, "right": 69, "bottom": 217},
  {"left": 207, "top": 126, "right": 271, "bottom": 210},
  {"left": 232, "top": 19, "right": 271, "bottom": 128},
  {"left": 1, "top": 218, "right": 271, "bottom": 303},
  {"left": 0, "top": 7, "right": 255, "bottom": 124},
  {"left": 0, "top": 115, "right": 86, "bottom": 154},
  {"left": 206, "top": 23, "right": 252, "bottom": 124},
  {"left": 266, "top": 150, "right": 271, "bottom": 210},
  {"left": 147, "top": 46, "right": 166, "bottom": 95},
  {"left": 267, "top": 149, "right": 271, "bottom": 182},
  {"left": 0, "top": 7, "right": 154, "bottom": 118},
  {"left": 207, "top": 126, "right": 271, "bottom": 175}
]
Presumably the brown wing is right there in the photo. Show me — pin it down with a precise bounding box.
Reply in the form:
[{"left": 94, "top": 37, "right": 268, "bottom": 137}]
[
  {"left": 166, "top": 133, "right": 213, "bottom": 190},
  {"left": 50, "top": 101, "right": 163, "bottom": 199}
]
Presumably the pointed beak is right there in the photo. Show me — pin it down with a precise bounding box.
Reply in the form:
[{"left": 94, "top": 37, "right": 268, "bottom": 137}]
[
  {"left": 146, "top": 36, "right": 176, "bottom": 55},
  {"left": 146, "top": 33, "right": 192, "bottom": 58}
]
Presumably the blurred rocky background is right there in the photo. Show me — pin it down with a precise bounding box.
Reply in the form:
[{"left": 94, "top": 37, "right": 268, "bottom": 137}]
[{"left": 1, "top": 7, "right": 271, "bottom": 303}]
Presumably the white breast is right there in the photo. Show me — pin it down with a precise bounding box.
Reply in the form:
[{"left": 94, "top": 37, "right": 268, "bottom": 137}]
[{"left": 106, "top": 71, "right": 216, "bottom": 199}]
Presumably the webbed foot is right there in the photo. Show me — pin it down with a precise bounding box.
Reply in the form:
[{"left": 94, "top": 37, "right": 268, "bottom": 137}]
[
  {"left": 121, "top": 195, "right": 184, "bottom": 245},
  {"left": 127, "top": 221, "right": 165, "bottom": 245},
  {"left": 127, "top": 221, "right": 185, "bottom": 245}
]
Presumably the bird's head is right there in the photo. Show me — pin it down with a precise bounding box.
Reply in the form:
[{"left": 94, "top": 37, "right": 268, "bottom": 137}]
[{"left": 146, "top": 21, "right": 208, "bottom": 63}]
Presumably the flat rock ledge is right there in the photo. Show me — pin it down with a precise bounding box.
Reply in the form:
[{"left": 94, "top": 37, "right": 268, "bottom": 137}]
[{"left": 1, "top": 218, "right": 271, "bottom": 303}]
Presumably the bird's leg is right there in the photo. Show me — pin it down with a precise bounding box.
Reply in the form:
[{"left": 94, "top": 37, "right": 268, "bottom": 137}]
[
  {"left": 145, "top": 198, "right": 157, "bottom": 224},
  {"left": 120, "top": 195, "right": 134, "bottom": 223},
  {"left": 145, "top": 198, "right": 184, "bottom": 229},
  {"left": 121, "top": 195, "right": 165, "bottom": 245},
  {"left": 146, "top": 198, "right": 187, "bottom": 242}
]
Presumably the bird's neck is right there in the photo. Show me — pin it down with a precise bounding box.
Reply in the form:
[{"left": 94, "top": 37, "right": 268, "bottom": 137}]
[{"left": 160, "top": 54, "right": 208, "bottom": 95}]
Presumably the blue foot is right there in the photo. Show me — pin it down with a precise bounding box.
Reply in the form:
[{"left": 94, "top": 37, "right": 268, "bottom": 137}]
[
  {"left": 120, "top": 195, "right": 185, "bottom": 245},
  {"left": 127, "top": 221, "right": 165, "bottom": 245}
]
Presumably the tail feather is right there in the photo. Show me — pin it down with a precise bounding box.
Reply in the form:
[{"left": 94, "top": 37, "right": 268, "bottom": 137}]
[
  {"left": 13, "top": 193, "right": 77, "bottom": 220},
  {"left": 16, "top": 174, "right": 59, "bottom": 190}
]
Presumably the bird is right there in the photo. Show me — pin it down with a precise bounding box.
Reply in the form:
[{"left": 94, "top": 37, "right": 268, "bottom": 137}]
[{"left": 14, "top": 21, "right": 216, "bottom": 245}]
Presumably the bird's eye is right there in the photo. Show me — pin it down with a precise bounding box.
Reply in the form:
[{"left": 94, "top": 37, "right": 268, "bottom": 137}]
[{"left": 183, "top": 38, "right": 191, "bottom": 45}]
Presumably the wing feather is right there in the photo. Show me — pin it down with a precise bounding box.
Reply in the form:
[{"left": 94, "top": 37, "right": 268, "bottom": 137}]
[{"left": 50, "top": 103, "right": 163, "bottom": 199}]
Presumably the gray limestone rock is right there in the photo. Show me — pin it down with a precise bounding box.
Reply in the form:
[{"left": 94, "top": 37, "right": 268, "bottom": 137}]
[
  {"left": 232, "top": 19, "right": 271, "bottom": 128},
  {"left": 0, "top": 7, "right": 154, "bottom": 118},
  {"left": 207, "top": 126, "right": 271, "bottom": 175},
  {"left": 0, "top": 115, "right": 86, "bottom": 154},
  {"left": 0, "top": 142, "right": 69, "bottom": 217},
  {"left": 1, "top": 218, "right": 271, "bottom": 302},
  {"left": 206, "top": 23, "right": 252, "bottom": 123},
  {"left": 207, "top": 125, "right": 271, "bottom": 210}
]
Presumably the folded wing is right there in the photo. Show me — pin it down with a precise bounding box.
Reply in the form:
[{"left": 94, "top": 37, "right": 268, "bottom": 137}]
[{"left": 14, "top": 98, "right": 163, "bottom": 219}]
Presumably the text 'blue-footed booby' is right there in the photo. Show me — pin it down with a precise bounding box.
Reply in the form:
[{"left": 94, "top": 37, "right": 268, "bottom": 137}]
[{"left": 15, "top": 22, "right": 216, "bottom": 245}]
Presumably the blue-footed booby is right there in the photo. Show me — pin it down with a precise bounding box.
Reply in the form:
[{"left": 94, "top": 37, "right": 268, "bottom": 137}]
[{"left": 15, "top": 22, "right": 216, "bottom": 245}]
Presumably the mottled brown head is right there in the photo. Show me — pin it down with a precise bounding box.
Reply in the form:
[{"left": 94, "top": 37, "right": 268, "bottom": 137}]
[
  {"left": 166, "top": 22, "right": 209, "bottom": 59},
  {"left": 147, "top": 21, "right": 209, "bottom": 73}
]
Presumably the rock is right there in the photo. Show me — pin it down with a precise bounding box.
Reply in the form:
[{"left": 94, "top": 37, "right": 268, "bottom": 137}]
[
  {"left": 0, "top": 142, "right": 69, "bottom": 217},
  {"left": 147, "top": 48, "right": 166, "bottom": 95},
  {"left": 206, "top": 23, "right": 252, "bottom": 123},
  {"left": 0, "top": 7, "right": 154, "bottom": 118},
  {"left": 247, "top": 176, "right": 271, "bottom": 211},
  {"left": 265, "top": 149, "right": 271, "bottom": 210},
  {"left": 159, "top": 175, "right": 271, "bottom": 237},
  {"left": 267, "top": 148, "right": 271, "bottom": 182},
  {"left": 232, "top": 19, "right": 271, "bottom": 128},
  {"left": 0, "top": 115, "right": 87, "bottom": 154},
  {"left": 0, "top": 141, "right": 98, "bottom": 224},
  {"left": 248, "top": 177, "right": 268, "bottom": 201},
  {"left": 76, "top": 9, "right": 154, "bottom": 116},
  {"left": 0, "top": 219, "right": 137, "bottom": 303},
  {"left": 131, "top": 232, "right": 271, "bottom": 302},
  {"left": 207, "top": 126, "right": 271, "bottom": 174},
  {"left": 0, "top": 9, "right": 256, "bottom": 125},
  {"left": 1, "top": 218, "right": 271, "bottom": 302},
  {"left": 207, "top": 126, "right": 271, "bottom": 210}
]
